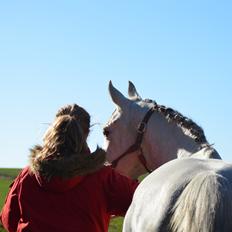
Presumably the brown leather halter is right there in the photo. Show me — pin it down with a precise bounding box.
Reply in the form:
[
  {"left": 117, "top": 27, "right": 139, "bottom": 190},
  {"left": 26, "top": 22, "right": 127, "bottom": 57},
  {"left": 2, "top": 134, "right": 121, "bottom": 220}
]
[{"left": 111, "top": 106, "right": 156, "bottom": 173}]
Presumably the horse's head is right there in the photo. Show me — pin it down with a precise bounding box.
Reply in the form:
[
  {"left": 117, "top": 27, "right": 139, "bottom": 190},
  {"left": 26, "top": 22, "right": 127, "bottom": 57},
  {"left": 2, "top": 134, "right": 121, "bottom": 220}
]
[
  {"left": 104, "top": 81, "right": 221, "bottom": 178},
  {"left": 103, "top": 81, "right": 154, "bottom": 178}
]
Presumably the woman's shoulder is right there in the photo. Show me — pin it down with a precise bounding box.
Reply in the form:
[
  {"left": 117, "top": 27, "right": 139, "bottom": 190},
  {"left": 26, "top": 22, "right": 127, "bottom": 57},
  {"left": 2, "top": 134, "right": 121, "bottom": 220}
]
[
  {"left": 94, "top": 165, "right": 138, "bottom": 186},
  {"left": 95, "top": 165, "right": 120, "bottom": 177},
  {"left": 91, "top": 165, "right": 113, "bottom": 178},
  {"left": 5, "top": 167, "right": 32, "bottom": 194},
  {"left": 86, "top": 165, "right": 120, "bottom": 184},
  {"left": 13, "top": 166, "right": 31, "bottom": 181}
]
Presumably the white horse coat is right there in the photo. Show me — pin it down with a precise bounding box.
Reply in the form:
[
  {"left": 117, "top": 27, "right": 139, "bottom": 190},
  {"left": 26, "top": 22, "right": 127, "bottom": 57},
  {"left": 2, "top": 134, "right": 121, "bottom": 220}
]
[{"left": 104, "top": 81, "right": 232, "bottom": 232}]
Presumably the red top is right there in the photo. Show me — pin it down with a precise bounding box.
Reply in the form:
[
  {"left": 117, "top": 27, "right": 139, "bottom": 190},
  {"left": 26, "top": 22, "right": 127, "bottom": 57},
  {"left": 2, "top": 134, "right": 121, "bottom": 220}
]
[{"left": 0, "top": 166, "right": 138, "bottom": 232}]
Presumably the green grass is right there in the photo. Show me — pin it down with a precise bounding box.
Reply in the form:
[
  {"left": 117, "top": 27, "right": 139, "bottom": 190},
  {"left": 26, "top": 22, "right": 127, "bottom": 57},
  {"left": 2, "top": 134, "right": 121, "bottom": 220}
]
[
  {"left": 0, "top": 168, "right": 128, "bottom": 232},
  {"left": 0, "top": 225, "right": 5, "bottom": 232},
  {"left": 109, "top": 217, "right": 124, "bottom": 232},
  {"left": 0, "top": 171, "right": 14, "bottom": 232},
  {"left": 0, "top": 168, "right": 21, "bottom": 179},
  {"left": 0, "top": 179, "right": 13, "bottom": 210}
]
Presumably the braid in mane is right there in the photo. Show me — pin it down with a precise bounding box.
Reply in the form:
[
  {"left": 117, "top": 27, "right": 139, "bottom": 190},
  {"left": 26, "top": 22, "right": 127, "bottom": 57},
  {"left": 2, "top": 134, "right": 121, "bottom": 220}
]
[{"left": 145, "top": 99, "right": 207, "bottom": 144}]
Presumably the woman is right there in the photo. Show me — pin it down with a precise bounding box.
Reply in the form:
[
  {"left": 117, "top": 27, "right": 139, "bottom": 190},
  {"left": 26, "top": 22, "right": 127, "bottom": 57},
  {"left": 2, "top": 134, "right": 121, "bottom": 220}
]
[{"left": 0, "top": 104, "right": 138, "bottom": 232}]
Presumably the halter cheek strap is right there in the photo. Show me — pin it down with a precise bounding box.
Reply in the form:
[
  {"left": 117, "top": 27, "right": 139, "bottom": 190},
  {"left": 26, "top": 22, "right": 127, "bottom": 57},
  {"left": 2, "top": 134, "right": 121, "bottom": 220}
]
[
  {"left": 111, "top": 106, "right": 156, "bottom": 173},
  {"left": 138, "top": 152, "right": 152, "bottom": 173}
]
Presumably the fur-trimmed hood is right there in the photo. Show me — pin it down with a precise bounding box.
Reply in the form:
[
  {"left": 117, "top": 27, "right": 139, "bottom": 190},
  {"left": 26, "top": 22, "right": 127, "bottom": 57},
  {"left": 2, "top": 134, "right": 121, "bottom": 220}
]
[{"left": 29, "top": 145, "right": 106, "bottom": 187}]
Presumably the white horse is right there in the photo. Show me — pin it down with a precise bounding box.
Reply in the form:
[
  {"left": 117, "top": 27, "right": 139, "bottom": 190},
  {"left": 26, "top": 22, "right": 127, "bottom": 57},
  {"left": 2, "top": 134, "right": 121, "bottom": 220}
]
[{"left": 103, "top": 81, "right": 232, "bottom": 232}]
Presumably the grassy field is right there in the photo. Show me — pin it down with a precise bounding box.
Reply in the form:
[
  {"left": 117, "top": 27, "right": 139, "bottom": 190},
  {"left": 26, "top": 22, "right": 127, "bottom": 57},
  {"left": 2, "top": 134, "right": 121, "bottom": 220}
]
[
  {"left": 0, "top": 179, "right": 10, "bottom": 232},
  {"left": 0, "top": 168, "right": 16, "bottom": 232},
  {"left": 0, "top": 168, "right": 125, "bottom": 232},
  {"left": 0, "top": 168, "right": 21, "bottom": 179}
]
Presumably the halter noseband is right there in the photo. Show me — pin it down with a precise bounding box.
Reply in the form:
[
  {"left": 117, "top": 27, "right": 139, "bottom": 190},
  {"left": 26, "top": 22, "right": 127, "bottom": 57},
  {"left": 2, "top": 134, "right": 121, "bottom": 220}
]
[{"left": 111, "top": 106, "right": 156, "bottom": 173}]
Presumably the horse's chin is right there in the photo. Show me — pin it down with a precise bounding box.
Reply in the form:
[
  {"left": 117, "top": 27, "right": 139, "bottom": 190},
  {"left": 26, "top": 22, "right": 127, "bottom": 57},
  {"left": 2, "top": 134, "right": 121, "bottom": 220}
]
[
  {"left": 104, "top": 146, "right": 120, "bottom": 163},
  {"left": 105, "top": 152, "right": 131, "bottom": 177}
]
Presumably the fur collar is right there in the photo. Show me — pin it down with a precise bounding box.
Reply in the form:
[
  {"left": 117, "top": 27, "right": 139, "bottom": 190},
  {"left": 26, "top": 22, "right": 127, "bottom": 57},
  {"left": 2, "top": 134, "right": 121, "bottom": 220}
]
[{"left": 29, "top": 145, "right": 106, "bottom": 180}]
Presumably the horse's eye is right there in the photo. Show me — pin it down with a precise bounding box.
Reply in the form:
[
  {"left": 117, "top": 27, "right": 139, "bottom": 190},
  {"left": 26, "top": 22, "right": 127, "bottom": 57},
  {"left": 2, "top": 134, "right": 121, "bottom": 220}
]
[{"left": 103, "top": 128, "right": 110, "bottom": 137}]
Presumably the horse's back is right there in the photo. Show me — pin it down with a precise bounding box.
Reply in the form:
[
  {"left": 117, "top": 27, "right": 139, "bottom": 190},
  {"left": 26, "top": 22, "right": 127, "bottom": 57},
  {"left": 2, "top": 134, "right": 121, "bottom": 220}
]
[{"left": 123, "top": 158, "right": 232, "bottom": 232}]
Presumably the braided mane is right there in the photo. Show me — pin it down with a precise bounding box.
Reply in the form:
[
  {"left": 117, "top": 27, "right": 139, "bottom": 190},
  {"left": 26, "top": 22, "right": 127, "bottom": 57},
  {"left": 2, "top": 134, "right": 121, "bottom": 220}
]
[{"left": 144, "top": 99, "right": 208, "bottom": 144}]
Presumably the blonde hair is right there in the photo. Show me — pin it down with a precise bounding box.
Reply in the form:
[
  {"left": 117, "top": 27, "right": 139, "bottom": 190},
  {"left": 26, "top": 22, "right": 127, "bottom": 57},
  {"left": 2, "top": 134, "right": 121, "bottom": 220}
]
[
  {"left": 56, "top": 104, "right": 90, "bottom": 137},
  {"left": 41, "top": 115, "right": 85, "bottom": 159},
  {"left": 30, "top": 104, "right": 106, "bottom": 180}
]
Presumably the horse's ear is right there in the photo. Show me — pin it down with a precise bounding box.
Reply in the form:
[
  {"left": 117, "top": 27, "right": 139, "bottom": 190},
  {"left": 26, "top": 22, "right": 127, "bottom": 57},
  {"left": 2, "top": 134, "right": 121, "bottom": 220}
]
[
  {"left": 108, "top": 81, "right": 130, "bottom": 109},
  {"left": 128, "top": 81, "right": 142, "bottom": 101}
]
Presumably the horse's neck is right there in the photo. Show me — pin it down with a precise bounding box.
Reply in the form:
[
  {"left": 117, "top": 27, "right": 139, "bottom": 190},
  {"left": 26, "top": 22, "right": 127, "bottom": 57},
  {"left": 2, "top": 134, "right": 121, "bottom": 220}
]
[
  {"left": 140, "top": 111, "right": 222, "bottom": 170},
  {"left": 141, "top": 112, "right": 202, "bottom": 170}
]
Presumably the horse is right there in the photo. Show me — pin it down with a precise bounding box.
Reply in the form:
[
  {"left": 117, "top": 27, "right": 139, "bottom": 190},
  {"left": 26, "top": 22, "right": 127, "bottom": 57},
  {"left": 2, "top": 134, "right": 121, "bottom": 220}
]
[{"left": 103, "top": 81, "right": 232, "bottom": 232}]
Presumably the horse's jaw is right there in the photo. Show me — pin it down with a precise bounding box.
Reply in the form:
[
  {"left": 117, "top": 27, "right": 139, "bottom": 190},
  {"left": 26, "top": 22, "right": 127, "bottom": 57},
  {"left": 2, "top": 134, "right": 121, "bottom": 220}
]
[
  {"left": 104, "top": 139, "right": 147, "bottom": 179},
  {"left": 116, "top": 152, "right": 148, "bottom": 179}
]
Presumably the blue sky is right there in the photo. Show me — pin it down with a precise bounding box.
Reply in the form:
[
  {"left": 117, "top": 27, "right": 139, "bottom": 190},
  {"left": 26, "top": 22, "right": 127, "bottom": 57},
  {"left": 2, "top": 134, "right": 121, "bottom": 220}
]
[{"left": 0, "top": 1, "right": 231, "bottom": 168}]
